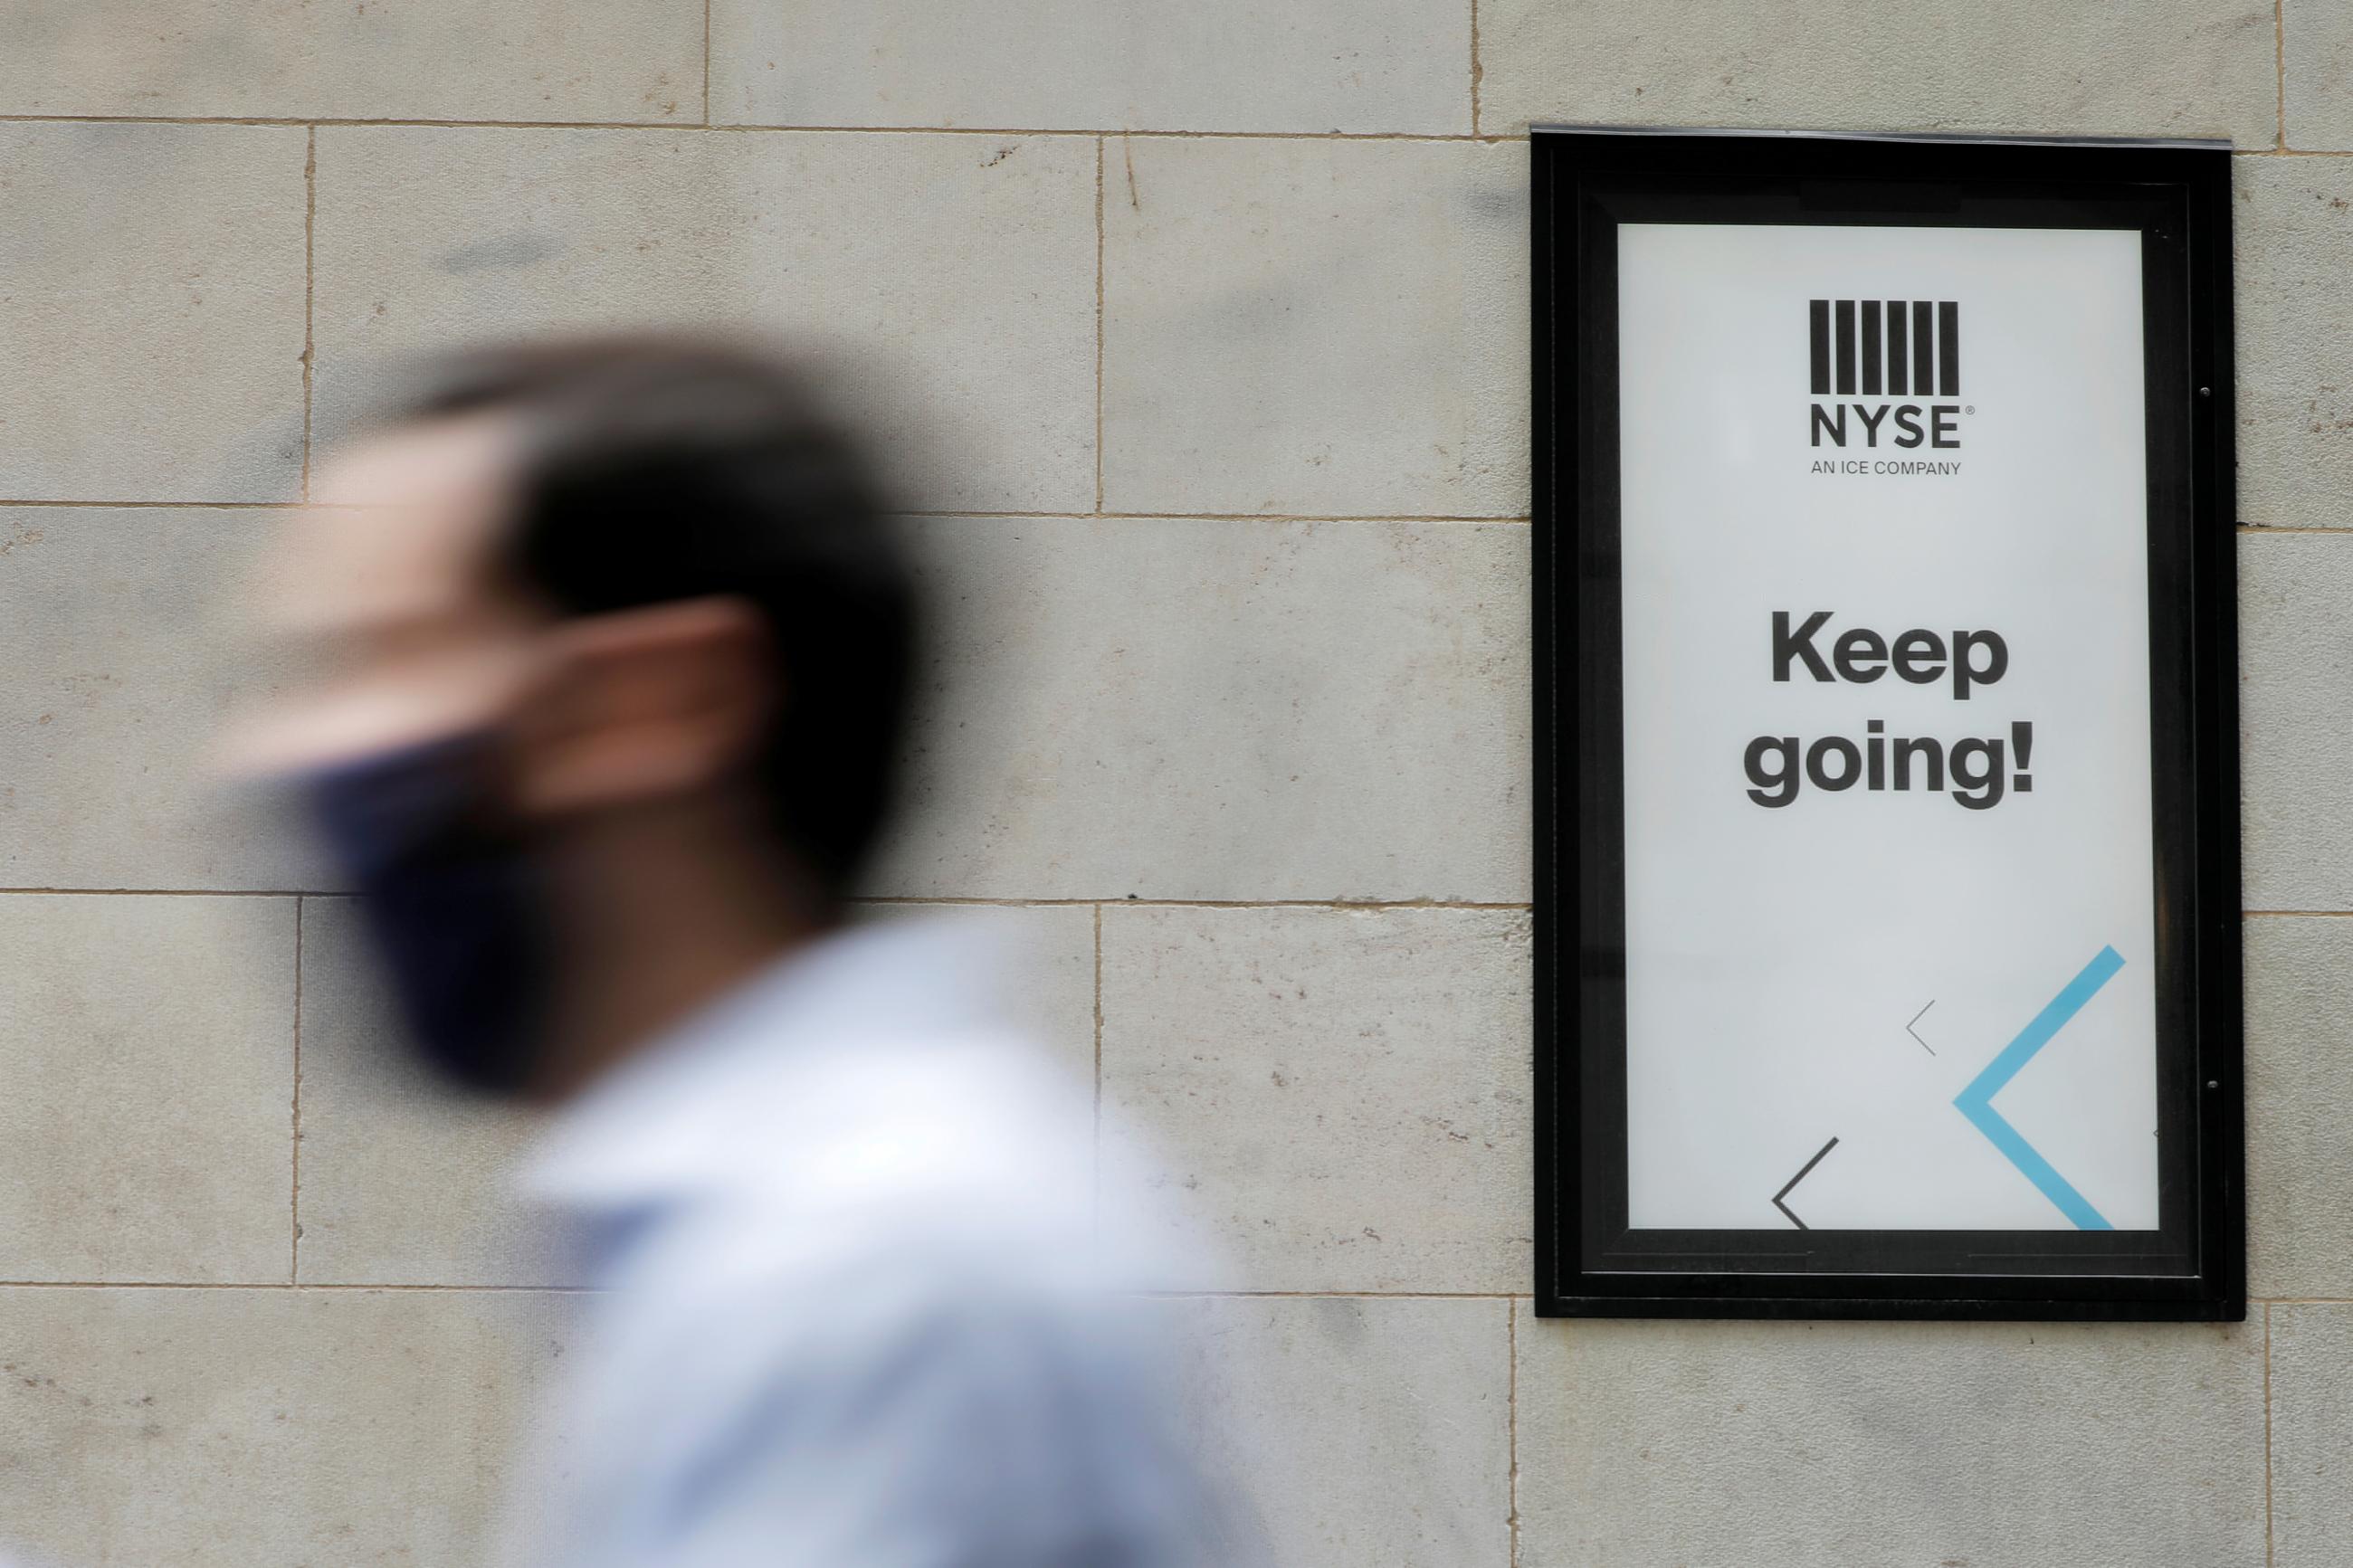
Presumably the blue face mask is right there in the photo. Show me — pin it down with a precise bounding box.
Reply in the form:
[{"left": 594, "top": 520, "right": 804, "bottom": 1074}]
[{"left": 303, "top": 734, "right": 550, "bottom": 1097}]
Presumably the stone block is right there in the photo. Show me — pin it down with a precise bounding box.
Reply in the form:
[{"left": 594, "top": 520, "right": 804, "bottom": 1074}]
[
  {"left": 2237, "top": 157, "right": 2353, "bottom": 529},
  {"left": 2244, "top": 916, "right": 2353, "bottom": 1297},
  {"left": 2241, "top": 534, "right": 2353, "bottom": 909},
  {"left": 0, "top": 895, "right": 292, "bottom": 1282},
  {"left": 2271, "top": 1304, "right": 2353, "bottom": 1565},
  {"left": 870, "top": 516, "right": 1529, "bottom": 902},
  {"left": 1100, "top": 138, "right": 1528, "bottom": 518},
  {"left": 1135, "top": 1294, "right": 1510, "bottom": 1567},
  {"left": 1514, "top": 1304, "right": 2265, "bottom": 1567},
  {"left": 710, "top": 0, "right": 1469, "bottom": 133},
  {"left": 312, "top": 127, "right": 1097, "bottom": 513},
  {"left": 1477, "top": 0, "right": 2275, "bottom": 146},
  {"left": 1099, "top": 905, "right": 1531, "bottom": 1292},
  {"left": 0, "top": 0, "right": 703, "bottom": 123},
  {"left": 0, "top": 125, "right": 305, "bottom": 501},
  {"left": 0, "top": 506, "right": 325, "bottom": 890},
  {"left": 2284, "top": 0, "right": 2353, "bottom": 151},
  {"left": 0, "top": 1285, "right": 572, "bottom": 1565}
]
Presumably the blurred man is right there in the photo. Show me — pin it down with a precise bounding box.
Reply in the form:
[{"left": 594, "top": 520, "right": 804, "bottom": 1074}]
[{"left": 224, "top": 339, "right": 1237, "bottom": 1567}]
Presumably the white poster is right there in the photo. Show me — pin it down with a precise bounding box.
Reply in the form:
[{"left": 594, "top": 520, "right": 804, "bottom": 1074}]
[{"left": 1617, "top": 223, "right": 2158, "bottom": 1233}]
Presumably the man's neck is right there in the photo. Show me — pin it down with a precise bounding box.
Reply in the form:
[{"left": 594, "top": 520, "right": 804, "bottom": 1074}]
[{"left": 533, "top": 800, "right": 830, "bottom": 1102}]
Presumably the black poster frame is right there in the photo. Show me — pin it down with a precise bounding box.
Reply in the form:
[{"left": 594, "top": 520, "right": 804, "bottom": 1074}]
[{"left": 1530, "top": 128, "right": 2242, "bottom": 1321}]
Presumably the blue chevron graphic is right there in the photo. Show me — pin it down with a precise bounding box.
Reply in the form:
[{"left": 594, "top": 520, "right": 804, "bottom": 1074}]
[{"left": 1953, "top": 946, "right": 2125, "bottom": 1231}]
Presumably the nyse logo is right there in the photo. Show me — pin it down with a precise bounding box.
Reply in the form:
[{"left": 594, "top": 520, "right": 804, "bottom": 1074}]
[{"left": 1808, "top": 299, "right": 1966, "bottom": 450}]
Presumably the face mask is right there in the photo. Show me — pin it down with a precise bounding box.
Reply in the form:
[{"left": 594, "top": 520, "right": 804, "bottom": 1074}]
[{"left": 302, "top": 734, "right": 549, "bottom": 1097}]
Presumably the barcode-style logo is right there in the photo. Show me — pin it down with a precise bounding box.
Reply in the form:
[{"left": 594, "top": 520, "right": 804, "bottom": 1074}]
[
  {"left": 1809, "top": 299, "right": 1958, "bottom": 397},
  {"left": 1808, "top": 297, "right": 1968, "bottom": 461}
]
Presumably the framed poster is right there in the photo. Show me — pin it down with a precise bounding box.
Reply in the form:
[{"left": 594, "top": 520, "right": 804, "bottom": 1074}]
[{"left": 1531, "top": 128, "right": 2241, "bottom": 1320}]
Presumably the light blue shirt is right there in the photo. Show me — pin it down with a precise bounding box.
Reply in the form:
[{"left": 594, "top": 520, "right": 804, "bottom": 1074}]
[{"left": 500, "top": 917, "right": 1244, "bottom": 1568}]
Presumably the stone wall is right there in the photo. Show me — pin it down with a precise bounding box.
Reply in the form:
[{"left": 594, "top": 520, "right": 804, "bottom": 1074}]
[{"left": 0, "top": 4, "right": 2343, "bottom": 1563}]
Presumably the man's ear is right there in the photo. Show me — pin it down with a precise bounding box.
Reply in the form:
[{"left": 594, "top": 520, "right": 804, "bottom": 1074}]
[{"left": 507, "top": 597, "right": 776, "bottom": 819}]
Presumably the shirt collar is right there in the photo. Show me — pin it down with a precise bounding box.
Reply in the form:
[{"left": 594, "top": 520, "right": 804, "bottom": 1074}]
[{"left": 519, "top": 913, "right": 1013, "bottom": 1217}]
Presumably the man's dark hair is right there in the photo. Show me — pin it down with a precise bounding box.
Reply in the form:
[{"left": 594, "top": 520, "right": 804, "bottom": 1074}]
[{"left": 395, "top": 336, "right": 913, "bottom": 899}]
